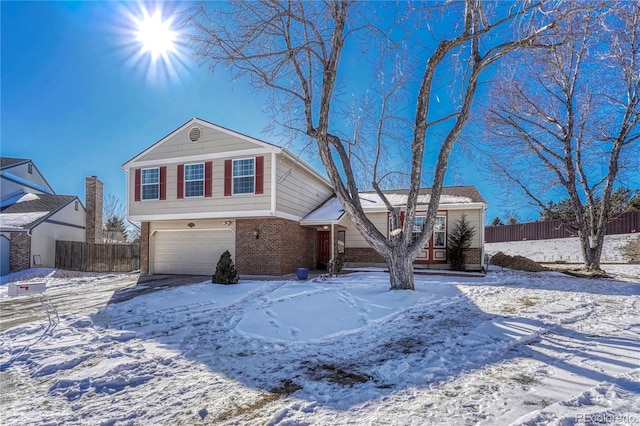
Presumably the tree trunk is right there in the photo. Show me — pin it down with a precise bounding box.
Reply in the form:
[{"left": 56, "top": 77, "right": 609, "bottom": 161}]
[{"left": 387, "top": 247, "right": 415, "bottom": 290}]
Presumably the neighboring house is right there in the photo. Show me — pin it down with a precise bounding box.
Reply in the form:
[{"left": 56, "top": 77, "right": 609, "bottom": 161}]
[
  {"left": 0, "top": 158, "right": 86, "bottom": 274},
  {"left": 123, "top": 118, "right": 487, "bottom": 276}
]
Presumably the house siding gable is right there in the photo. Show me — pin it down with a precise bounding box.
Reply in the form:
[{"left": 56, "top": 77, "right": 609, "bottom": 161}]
[
  {"left": 134, "top": 124, "right": 267, "bottom": 164},
  {"left": 275, "top": 155, "right": 333, "bottom": 219}
]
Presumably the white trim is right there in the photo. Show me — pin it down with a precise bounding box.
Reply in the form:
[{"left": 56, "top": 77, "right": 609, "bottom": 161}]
[
  {"left": 141, "top": 167, "right": 160, "bottom": 201},
  {"left": 122, "top": 118, "right": 283, "bottom": 168},
  {"left": 124, "top": 148, "right": 276, "bottom": 170},
  {"left": 273, "top": 211, "right": 304, "bottom": 222},
  {"left": 129, "top": 210, "right": 276, "bottom": 222},
  {"left": 150, "top": 227, "right": 236, "bottom": 236},
  {"left": 362, "top": 202, "right": 487, "bottom": 213},
  {"left": 184, "top": 162, "right": 205, "bottom": 198},
  {"left": 232, "top": 157, "right": 256, "bottom": 195},
  {"left": 270, "top": 151, "right": 277, "bottom": 216}
]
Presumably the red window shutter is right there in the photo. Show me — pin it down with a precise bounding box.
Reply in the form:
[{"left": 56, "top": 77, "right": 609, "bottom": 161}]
[
  {"left": 177, "top": 164, "right": 184, "bottom": 199},
  {"left": 160, "top": 166, "right": 167, "bottom": 200},
  {"left": 255, "top": 156, "right": 264, "bottom": 195},
  {"left": 134, "top": 169, "right": 141, "bottom": 202},
  {"left": 205, "top": 161, "right": 213, "bottom": 197},
  {"left": 224, "top": 159, "right": 232, "bottom": 196}
]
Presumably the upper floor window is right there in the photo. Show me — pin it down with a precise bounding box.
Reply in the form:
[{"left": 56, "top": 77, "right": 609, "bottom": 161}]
[
  {"left": 233, "top": 158, "right": 255, "bottom": 194},
  {"left": 75, "top": 200, "right": 79, "bottom": 211},
  {"left": 184, "top": 163, "right": 204, "bottom": 197},
  {"left": 142, "top": 168, "right": 159, "bottom": 200},
  {"left": 28, "top": 163, "right": 33, "bottom": 174}
]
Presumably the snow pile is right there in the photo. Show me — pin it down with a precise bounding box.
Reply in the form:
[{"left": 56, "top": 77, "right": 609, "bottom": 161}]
[
  {"left": 486, "top": 233, "right": 636, "bottom": 264},
  {"left": 1, "top": 268, "right": 639, "bottom": 425}
]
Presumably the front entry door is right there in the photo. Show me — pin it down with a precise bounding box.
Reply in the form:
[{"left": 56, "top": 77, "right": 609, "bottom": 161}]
[{"left": 317, "top": 231, "right": 331, "bottom": 270}]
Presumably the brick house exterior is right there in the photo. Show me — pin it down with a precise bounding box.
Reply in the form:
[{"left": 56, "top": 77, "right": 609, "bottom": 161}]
[{"left": 123, "top": 119, "right": 487, "bottom": 276}]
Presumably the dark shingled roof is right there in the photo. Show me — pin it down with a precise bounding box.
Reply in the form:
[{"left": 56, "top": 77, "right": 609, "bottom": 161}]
[
  {"left": 0, "top": 194, "right": 77, "bottom": 230},
  {"left": 359, "top": 185, "right": 486, "bottom": 204},
  {"left": 0, "top": 157, "right": 30, "bottom": 168}
]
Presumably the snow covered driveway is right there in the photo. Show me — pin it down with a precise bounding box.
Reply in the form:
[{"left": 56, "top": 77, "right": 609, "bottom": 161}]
[{"left": 1, "top": 269, "right": 639, "bottom": 425}]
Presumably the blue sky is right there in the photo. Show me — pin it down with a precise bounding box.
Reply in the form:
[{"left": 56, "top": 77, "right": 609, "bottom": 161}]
[{"left": 2, "top": 1, "right": 520, "bottom": 223}]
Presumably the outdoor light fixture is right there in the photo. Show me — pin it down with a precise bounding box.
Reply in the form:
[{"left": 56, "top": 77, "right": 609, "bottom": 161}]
[
  {"left": 222, "top": 221, "right": 232, "bottom": 226},
  {"left": 253, "top": 228, "right": 260, "bottom": 239},
  {"left": 188, "top": 222, "right": 195, "bottom": 228},
  {"left": 389, "top": 228, "right": 402, "bottom": 236},
  {"left": 322, "top": 225, "right": 330, "bottom": 230}
]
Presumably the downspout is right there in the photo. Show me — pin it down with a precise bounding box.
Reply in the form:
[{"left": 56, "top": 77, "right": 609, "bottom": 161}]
[
  {"left": 481, "top": 205, "right": 487, "bottom": 270},
  {"left": 270, "top": 152, "right": 277, "bottom": 216},
  {"left": 330, "top": 222, "right": 335, "bottom": 262}
]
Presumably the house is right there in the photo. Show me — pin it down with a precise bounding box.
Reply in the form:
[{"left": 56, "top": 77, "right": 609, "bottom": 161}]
[
  {"left": 123, "top": 118, "right": 487, "bottom": 276},
  {"left": 0, "top": 158, "right": 86, "bottom": 275}
]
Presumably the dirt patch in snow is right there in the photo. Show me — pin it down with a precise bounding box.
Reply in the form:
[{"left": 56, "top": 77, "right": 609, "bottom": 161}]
[{"left": 490, "top": 252, "right": 547, "bottom": 272}]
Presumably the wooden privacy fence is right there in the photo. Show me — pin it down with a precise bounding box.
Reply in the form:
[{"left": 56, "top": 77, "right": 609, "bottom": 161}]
[
  {"left": 485, "top": 210, "right": 640, "bottom": 243},
  {"left": 56, "top": 241, "right": 140, "bottom": 272}
]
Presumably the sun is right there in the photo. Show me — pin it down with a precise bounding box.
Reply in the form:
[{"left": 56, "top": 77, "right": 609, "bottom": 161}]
[
  {"left": 116, "top": 4, "right": 190, "bottom": 85},
  {"left": 135, "top": 11, "right": 177, "bottom": 59}
]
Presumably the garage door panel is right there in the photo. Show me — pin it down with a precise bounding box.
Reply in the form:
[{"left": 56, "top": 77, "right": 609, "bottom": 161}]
[{"left": 152, "top": 230, "right": 235, "bottom": 275}]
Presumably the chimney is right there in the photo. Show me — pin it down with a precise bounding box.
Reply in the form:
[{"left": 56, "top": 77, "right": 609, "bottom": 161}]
[{"left": 85, "top": 176, "right": 104, "bottom": 244}]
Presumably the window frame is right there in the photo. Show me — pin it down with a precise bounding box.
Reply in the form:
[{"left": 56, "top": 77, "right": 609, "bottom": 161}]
[
  {"left": 433, "top": 215, "right": 446, "bottom": 248},
  {"left": 184, "top": 162, "right": 205, "bottom": 198},
  {"left": 411, "top": 216, "right": 425, "bottom": 245},
  {"left": 232, "top": 157, "right": 255, "bottom": 195},
  {"left": 141, "top": 167, "right": 160, "bottom": 201},
  {"left": 337, "top": 230, "right": 346, "bottom": 254}
]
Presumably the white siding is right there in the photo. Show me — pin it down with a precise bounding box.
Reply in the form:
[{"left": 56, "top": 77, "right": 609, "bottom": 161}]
[
  {"left": 447, "top": 209, "right": 483, "bottom": 248},
  {"left": 341, "top": 212, "right": 389, "bottom": 248},
  {"left": 275, "top": 155, "right": 333, "bottom": 219},
  {"left": 128, "top": 156, "right": 272, "bottom": 218},
  {"left": 30, "top": 201, "right": 85, "bottom": 268},
  {"left": 137, "top": 125, "right": 264, "bottom": 163},
  {"left": 342, "top": 208, "right": 484, "bottom": 249}
]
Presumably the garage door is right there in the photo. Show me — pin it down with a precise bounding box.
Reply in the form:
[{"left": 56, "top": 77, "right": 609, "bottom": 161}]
[{"left": 152, "top": 229, "right": 236, "bottom": 275}]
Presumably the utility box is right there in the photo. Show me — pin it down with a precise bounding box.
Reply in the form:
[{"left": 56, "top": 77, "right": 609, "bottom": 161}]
[{"left": 8, "top": 282, "right": 47, "bottom": 297}]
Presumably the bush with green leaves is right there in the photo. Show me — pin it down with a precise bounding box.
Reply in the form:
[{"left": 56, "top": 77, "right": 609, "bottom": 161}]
[
  {"left": 212, "top": 250, "right": 239, "bottom": 284},
  {"left": 447, "top": 214, "right": 476, "bottom": 271}
]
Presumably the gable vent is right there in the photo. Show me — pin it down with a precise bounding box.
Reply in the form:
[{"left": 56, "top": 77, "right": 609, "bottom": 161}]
[{"left": 188, "top": 126, "right": 202, "bottom": 142}]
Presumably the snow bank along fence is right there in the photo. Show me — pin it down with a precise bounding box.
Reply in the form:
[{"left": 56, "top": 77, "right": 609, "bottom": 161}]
[
  {"left": 55, "top": 240, "right": 140, "bottom": 272},
  {"left": 485, "top": 210, "right": 639, "bottom": 243}
]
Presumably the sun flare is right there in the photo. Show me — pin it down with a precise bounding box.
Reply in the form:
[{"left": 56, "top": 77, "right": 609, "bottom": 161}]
[
  {"left": 117, "top": 4, "right": 189, "bottom": 85},
  {"left": 135, "top": 12, "right": 177, "bottom": 59}
]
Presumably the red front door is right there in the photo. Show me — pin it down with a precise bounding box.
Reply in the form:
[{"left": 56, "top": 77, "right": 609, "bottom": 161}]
[{"left": 317, "top": 231, "right": 331, "bottom": 270}]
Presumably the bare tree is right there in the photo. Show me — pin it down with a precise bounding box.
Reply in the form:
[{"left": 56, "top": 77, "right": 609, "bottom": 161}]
[
  {"left": 103, "top": 193, "right": 138, "bottom": 243},
  {"left": 189, "top": 0, "right": 583, "bottom": 289},
  {"left": 481, "top": 2, "right": 640, "bottom": 272}
]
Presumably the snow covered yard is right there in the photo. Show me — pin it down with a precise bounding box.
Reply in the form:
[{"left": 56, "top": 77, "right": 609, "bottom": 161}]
[{"left": 1, "top": 269, "right": 639, "bottom": 425}]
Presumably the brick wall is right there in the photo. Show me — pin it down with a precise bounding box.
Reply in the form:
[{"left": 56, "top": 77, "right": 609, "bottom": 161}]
[
  {"left": 344, "top": 247, "right": 386, "bottom": 266},
  {"left": 463, "top": 248, "right": 482, "bottom": 266},
  {"left": 236, "top": 218, "right": 315, "bottom": 275},
  {"left": 85, "top": 176, "right": 104, "bottom": 244},
  {"left": 140, "top": 222, "right": 150, "bottom": 274},
  {"left": 10, "top": 232, "right": 31, "bottom": 272}
]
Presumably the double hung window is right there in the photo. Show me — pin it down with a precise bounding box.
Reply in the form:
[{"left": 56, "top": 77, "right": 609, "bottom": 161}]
[
  {"left": 141, "top": 168, "right": 159, "bottom": 200},
  {"left": 233, "top": 158, "right": 255, "bottom": 194},
  {"left": 184, "top": 163, "right": 204, "bottom": 197}
]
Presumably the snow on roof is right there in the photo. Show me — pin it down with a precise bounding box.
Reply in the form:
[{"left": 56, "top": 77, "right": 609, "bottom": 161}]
[
  {"left": 359, "top": 193, "right": 474, "bottom": 209},
  {"left": 301, "top": 196, "right": 344, "bottom": 222},
  {"left": 0, "top": 211, "right": 49, "bottom": 230}
]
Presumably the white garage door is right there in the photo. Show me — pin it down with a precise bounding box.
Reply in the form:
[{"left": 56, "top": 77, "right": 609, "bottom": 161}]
[{"left": 152, "top": 229, "right": 236, "bottom": 275}]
